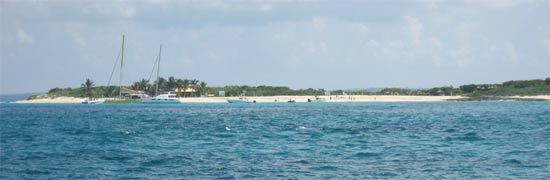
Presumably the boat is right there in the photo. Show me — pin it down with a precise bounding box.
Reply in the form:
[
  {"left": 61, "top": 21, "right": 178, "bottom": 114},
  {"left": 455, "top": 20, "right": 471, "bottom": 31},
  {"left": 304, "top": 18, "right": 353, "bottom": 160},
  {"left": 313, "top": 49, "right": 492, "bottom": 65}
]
[
  {"left": 227, "top": 90, "right": 254, "bottom": 103},
  {"left": 84, "top": 34, "right": 125, "bottom": 104},
  {"left": 141, "top": 45, "right": 181, "bottom": 104},
  {"left": 308, "top": 96, "right": 326, "bottom": 102},
  {"left": 140, "top": 92, "right": 180, "bottom": 103},
  {"left": 82, "top": 98, "right": 106, "bottom": 104}
]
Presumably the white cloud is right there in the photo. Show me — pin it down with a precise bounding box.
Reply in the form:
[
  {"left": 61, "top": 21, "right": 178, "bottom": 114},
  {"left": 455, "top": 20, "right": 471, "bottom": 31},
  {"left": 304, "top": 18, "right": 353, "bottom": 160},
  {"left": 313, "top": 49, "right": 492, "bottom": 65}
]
[
  {"left": 366, "top": 40, "right": 380, "bottom": 57},
  {"left": 312, "top": 16, "right": 325, "bottom": 31},
  {"left": 123, "top": 6, "right": 136, "bottom": 18},
  {"left": 16, "top": 28, "right": 33, "bottom": 44},
  {"left": 545, "top": 38, "right": 550, "bottom": 54},
  {"left": 258, "top": 3, "right": 273, "bottom": 12},
  {"left": 454, "top": 22, "right": 479, "bottom": 66},
  {"left": 503, "top": 42, "right": 518, "bottom": 63},
  {"left": 71, "top": 32, "right": 86, "bottom": 47},
  {"left": 420, "top": 0, "right": 438, "bottom": 10},
  {"left": 382, "top": 40, "right": 404, "bottom": 60},
  {"left": 202, "top": 0, "right": 230, "bottom": 10},
  {"left": 428, "top": 37, "right": 442, "bottom": 65},
  {"left": 82, "top": 2, "right": 137, "bottom": 18},
  {"left": 405, "top": 16, "right": 422, "bottom": 48},
  {"left": 351, "top": 22, "right": 369, "bottom": 34},
  {"left": 142, "top": 0, "right": 171, "bottom": 6},
  {"left": 465, "top": 0, "right": 532, "bottom": 8}
]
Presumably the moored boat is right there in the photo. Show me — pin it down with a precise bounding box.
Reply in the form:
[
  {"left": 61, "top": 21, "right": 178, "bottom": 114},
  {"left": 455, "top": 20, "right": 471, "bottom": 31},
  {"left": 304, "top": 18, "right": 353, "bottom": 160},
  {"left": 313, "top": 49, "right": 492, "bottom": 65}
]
[
  {"left": 308, "top": 96, "right": 326, "bottom": 102},
  {"left": 140, "top": 45, "right": 181, "bottom": 104},
  {"left": 227, "top": 99, "right": 252, "bottom": 103},
  {"left": 82, "top": 98, "right": 106, "bottom": 104},
  {"left": 140, "top": 93, "right": 180, "bottom": 103},
  {"left": 227, "top": 90, "right": 254, "bottom": 103}
]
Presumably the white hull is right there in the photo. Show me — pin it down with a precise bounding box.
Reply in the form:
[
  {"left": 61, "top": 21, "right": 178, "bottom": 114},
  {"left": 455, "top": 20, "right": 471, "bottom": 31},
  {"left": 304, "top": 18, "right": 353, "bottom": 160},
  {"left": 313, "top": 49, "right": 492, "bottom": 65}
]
[
  {"left": 82, "top": 99, "right": 106, "bottom": 104},
  {"left": 140, "top": 98, "right": 180, "bottom": 103},
  {"left": 227, "top": 99, "right": 251, "bottom": 103}
]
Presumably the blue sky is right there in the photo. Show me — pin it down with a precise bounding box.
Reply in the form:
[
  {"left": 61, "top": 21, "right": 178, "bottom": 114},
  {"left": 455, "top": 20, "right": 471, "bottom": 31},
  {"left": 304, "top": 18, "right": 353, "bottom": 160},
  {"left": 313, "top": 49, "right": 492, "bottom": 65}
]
[{"left": 1, "top": 0, "right": 549, "bottom": 94}]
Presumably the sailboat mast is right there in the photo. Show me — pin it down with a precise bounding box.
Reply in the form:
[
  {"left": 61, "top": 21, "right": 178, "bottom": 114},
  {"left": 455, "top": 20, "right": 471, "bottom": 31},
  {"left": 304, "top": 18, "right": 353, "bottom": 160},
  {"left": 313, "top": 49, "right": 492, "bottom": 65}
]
[
  {"left": 155, "top": 45, "right": 162, "bottom": 96},
  {"left": 119, "top": 34, "right": 125, "bottom": 99}
]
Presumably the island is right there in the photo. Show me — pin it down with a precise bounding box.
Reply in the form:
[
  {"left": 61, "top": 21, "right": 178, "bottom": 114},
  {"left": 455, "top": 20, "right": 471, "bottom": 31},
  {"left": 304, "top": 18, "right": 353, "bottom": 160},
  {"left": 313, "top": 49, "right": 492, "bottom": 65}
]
[{"left": 16, "top": 77, "right": 550, "bottom": 103}]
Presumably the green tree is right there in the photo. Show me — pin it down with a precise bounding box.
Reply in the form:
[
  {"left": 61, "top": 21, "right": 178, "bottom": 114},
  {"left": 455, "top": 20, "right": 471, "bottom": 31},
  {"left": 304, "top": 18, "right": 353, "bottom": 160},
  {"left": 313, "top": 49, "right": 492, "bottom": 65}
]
[
  {"left": 190, "top": 79, "right": 199, "bottom": 97},
  {"left": 175, "top": 78, "right": 185, "bottom": 97},
  {"left": 103, "top": 86, "right": 118, "bottom": 97},
  {"left": 154, "top": 77, "right": 167, "bottom": 90},
  {"left": 460, "top": 84, "right": 477, "bottom": 93},
  {"left": 167, "top": 76, "right": 178, "bottom": 90},
  {"left": 181, "top": 79, "right": 190, "bottom": 97},
  {"left": 131, "top": 79, "right": 150, "bottom": 91},
  {"left": 198, "top": 81, "right": 208, "bottom": 96},
  {"left": 81, "top": 78, "right": 95, "bottom": 98}
]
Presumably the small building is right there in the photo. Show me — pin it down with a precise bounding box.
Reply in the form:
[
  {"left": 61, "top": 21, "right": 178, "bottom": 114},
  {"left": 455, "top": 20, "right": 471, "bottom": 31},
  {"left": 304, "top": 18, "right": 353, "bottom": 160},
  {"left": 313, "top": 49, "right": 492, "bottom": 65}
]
[
  {"left": 172, "top": 88, "right": 198, "bottom": 97},
  {"left": 219, "top": 91, "right": 225, "bottom": 97}
]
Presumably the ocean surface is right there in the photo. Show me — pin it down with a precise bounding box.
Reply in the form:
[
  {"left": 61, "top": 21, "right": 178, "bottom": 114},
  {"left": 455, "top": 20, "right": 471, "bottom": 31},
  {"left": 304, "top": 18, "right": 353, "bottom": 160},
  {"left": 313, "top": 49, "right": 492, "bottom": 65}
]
[{"left": 1, "top": 102, "right": 549, "bottom": 179}]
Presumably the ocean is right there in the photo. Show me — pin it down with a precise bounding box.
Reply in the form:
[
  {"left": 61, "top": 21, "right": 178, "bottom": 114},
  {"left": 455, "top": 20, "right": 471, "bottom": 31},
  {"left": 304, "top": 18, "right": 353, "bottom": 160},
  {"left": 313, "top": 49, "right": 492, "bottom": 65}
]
[{"left": 1, "top": 102, "right": 549, "bottom": 179}]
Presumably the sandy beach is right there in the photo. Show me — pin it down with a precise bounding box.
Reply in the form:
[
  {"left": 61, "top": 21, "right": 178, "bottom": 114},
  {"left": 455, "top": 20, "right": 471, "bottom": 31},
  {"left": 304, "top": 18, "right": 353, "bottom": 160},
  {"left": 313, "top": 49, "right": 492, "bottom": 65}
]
[
  {"left": 15, "top": 97, "right": 88, "bottom": 104},
  {"left": 508, "top": 95, "right": 550, "bottom": 100},
  {"left": 198, "top": 95, "right": 467, "bottom": 103}
]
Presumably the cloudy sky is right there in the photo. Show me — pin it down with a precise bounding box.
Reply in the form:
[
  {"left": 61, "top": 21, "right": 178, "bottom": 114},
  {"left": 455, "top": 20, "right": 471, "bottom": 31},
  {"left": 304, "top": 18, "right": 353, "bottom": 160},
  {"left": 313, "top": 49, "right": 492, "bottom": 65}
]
[{"left": 1, "top": 0, "right": 549, "bottom": 94}]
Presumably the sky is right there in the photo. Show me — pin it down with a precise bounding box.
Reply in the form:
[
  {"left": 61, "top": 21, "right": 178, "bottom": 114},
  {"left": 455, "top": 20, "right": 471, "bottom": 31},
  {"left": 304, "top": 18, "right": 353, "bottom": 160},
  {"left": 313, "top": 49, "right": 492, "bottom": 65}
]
[{"left": 1, "top": 0, "right": 549, "bottom": 94}]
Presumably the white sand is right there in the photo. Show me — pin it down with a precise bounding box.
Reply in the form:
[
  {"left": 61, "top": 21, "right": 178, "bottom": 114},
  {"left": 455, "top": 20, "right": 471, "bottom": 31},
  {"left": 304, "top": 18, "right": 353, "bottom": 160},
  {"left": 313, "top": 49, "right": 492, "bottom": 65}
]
[
  {"left": 508, "top": 95, "right": 550, "bottom": 100},
  {"left": 183, "top": 95, "right": 466, "bottom": 103},
  {"left": 16, "top": 95, "right": 549, "bottom": 104},
  {"left": 16, "top": 97, "right": 88, "bottom": 104}
]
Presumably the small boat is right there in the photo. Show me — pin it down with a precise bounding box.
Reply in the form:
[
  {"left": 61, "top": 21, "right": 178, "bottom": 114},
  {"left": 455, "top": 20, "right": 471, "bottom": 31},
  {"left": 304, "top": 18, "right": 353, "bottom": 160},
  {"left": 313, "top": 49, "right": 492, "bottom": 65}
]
[
  {"left": 308, "top": 96, "right": 326, "bottom": 102},
  {"left": 227, "top": 99, "right": 251, "bottom": 103},
  {"left": 227, "top": 90, "right": 254, "bottom": 103},
  {"left": 82, "top": 98, "right": 106, "bottom": 104}
]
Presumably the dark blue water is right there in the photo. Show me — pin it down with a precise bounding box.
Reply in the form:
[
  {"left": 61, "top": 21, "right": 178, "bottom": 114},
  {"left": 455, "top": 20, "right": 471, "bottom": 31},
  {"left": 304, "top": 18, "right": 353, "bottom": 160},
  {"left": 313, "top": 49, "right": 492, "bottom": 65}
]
[{"left": 1, "top": 102, "right": 549, "bottom": 179}]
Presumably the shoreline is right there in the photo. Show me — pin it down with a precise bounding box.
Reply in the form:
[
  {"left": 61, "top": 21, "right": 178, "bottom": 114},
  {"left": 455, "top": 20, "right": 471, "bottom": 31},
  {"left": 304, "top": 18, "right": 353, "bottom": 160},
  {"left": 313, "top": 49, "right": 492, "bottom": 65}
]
[{"left": 11, "top": 95, "right": 550, "bottom": 104}]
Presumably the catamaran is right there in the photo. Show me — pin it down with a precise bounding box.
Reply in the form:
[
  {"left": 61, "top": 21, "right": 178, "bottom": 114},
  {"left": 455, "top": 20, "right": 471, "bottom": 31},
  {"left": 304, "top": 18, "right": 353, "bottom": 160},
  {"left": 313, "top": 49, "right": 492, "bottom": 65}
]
[{"left": 141, "top": 45, "right": 181, "bottom": 103}]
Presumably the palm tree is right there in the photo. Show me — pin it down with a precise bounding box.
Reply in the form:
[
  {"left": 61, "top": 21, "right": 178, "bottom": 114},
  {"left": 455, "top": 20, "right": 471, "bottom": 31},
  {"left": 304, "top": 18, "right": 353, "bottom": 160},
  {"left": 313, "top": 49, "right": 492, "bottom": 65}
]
[
  {"left": 182, "top": 79, "right": 190, "bottom": 97},
  {"left": 190, "top": 79, "right": 199, "bottom": 97},
  {"left": 198, "top": 81, "right": 208, "bottom": 97},
  {"left": 145, "top": 84, "right": 155, "bottom": 96},
  {"left": 154, "top": 77, "right": 167, "bottom": 91},
  {"left": 167, "top": 76, "right": 178, "bottom": 90},
  {"left": 176, "top": 78, "right": 185, "bottom": 97},
  {"left": 131, "top": 79, "right": 149, "bottom": 91},
  {"left": 103, "top": 86, "right": 118, "bottom": 97},
  {"left": 81, "top": 78, "right": 95, "bottom": 99}
]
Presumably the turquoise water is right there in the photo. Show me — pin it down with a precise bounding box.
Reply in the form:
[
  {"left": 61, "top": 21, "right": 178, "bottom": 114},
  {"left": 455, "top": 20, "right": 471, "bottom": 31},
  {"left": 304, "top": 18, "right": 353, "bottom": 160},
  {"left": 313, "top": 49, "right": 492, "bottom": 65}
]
[{"left": 1, "top": 102, "right": 549, "bottom": 179}]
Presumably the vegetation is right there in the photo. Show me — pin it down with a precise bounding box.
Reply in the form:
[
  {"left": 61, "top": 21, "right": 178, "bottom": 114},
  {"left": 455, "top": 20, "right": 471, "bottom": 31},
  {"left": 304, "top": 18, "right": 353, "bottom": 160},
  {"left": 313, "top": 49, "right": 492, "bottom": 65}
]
[
  {"left": 29, "top": 85, "right": 121, "bottom": 100},
  {"left": 209, "top": 85, "right": 326, "bottom": 97},
  {"left": 32, "top": 77, "right": 209, "bottom": 99},
  {"left": 81, "top": 78, "right": 95, "bottom": 99},
  {"left": 464, "top": 78, "right": 550, "bottom": 97},
  {"left": 139, "top": 77, "right": 208, "bottom": 97},
  {"left": 370, "top": 78, "right": 550, "bottom": 97},
  {"left": 30, "top": 77, "right": 550, "bottom": 100}
]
